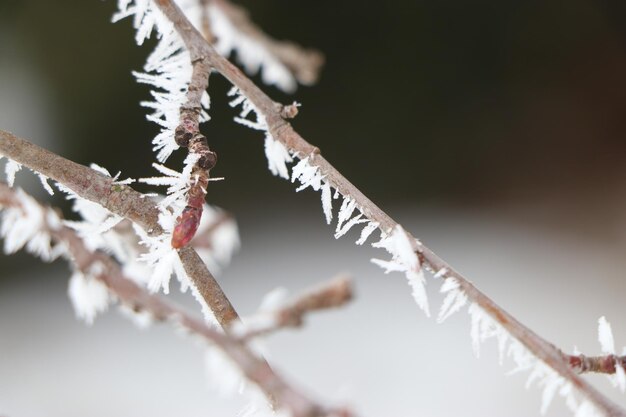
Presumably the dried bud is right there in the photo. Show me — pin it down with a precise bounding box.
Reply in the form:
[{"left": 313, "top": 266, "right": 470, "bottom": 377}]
[
  {"left": 171, "top": 206, "right": 202, "bottom": 249},
  {"left": 198, "top": 151, "right": 217, "bottom": 170},
  {"left": 174, "top": 126, "right": 193, "bottom": 147}
]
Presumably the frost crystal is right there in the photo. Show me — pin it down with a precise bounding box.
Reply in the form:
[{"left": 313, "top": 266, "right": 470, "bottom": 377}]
[
  {"left": 133, "top": 220, "right": 188, "bottom": 295},
  {"left": 208, "top": 4, "right": 297, "bottom": 93},
  {"left": 264, "top": 134, "right": 292, "bottom": 179},
  {"left": 5, "top": 159, "right": 22, "bottom": 187},
  {"left": 598, "top": 316, "right": 615, "bottom": 354},
  {"left": 437, "top": 278, "right": 467, "bottom": 323},
  {"left": 68, "top": 269, "right": 112, "bottom": 325},
  {"left": 465, "top": 303, "right": 605, "bottom": 416},
  {"left": 36, "top": 173, "right": 54, "bottom": 195},
  {"left": 597, "top": 316, "right": 626, "bottom": 392},
  {"left": 372, "top": 225, "right": 429, "bottom": 316},
  {"left": 140, "top": 153, "right": 200, "bottom": 209},
  {"left": 114, "top": 0, "right": 209, "bottom": 163}
]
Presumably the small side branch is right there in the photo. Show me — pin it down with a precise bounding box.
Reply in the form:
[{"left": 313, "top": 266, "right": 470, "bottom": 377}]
[
  {"left": 209, "top": 0, "right": 324, "bottom": 85},
  {"left": 234, "top": 275, "right": 353, "bottom": 340}
]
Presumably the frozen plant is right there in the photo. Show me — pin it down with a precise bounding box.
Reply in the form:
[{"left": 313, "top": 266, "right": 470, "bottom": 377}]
[{"left": 0, "top": 1, "right": 625, "bottom": 416}]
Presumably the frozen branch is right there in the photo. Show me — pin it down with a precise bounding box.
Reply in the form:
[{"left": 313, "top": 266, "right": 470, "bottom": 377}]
[
  {"left": 199, "top": 0, "right": 216, "bottom": 42},
  {"left": 208, "top": 0, "right": 324, "bottom": 86},
  {"left": 0, "top": 130, "right": 238, "bottom": 328},
  {"left": 146, "top": 2, "right": 626, "bottom": 415},
  {"left": 171, "top": 54, "right": 217, "bottom": 249},
  {"left": 233, "top": 275, "right": 353, "bottom": 340},
  {"left": 0, "top": 183, "right": 350, "bottom": 417}
]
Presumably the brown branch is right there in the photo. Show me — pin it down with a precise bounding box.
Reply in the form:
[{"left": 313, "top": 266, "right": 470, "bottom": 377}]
[
  {"left": 233, "top": 275, "right": 353, "bottom": 340},
  {"left": 0, "top": 183, "right": 349, "bottom": 417},
  {"left": 199, "top": 0, "right": 216, "bottom": 42},
  {"left": 209, "top": 0, "right": 324, "bottom": 86},
  {"left": 0, "top": 130, "right": 238, "bottom": 328},
  {"left": 171, "top": 56, "right": 217, "bottom": 249},
  {"left": 149, "top": 2, "right": 626, "bottom": 415}
]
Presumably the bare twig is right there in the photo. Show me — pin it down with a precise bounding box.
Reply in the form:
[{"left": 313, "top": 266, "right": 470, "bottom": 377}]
[
  {"left": 199, "top": 0, "right": 216, "bottom": 42},
  {"left": 209, "top": 0, "right": 324, "bottom": 86},
  {"left": 0, "top": 183, "right": 350, "bottom": 417},
  {"left": 171, "top": 56, "right": 217, "bottom": 249},
  {"left": 0, "top": 130, "right": 238, "bottom": 328},
  {"left": 148, "top": 2, "right": 626, "bottom": 415},
  {"left": 233, "top": 275, "right": 353, "bottom": 340}
]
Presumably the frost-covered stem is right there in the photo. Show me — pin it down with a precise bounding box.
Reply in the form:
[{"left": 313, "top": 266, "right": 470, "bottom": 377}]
[
  {"left": 0, "top": 183, "right": 344, "bottom": 417},
  {"left": 0, "top": 130, "right": 162, "bottom": 232},
  {"left": 171, "top": 56, "right": 217, "bottom": 249},
  {"left": 146, "top": 3, "right": 626, "bottom": 414},
  {"left": 178, "top": 245, "right": 238, "bottom": 325},
  {"left": 445, "top": 256, "right": 626, "bottom": 417},
  {"left": 567, "top": 354, "right": 626, "bottom": 375},
  {"left": 235, "top": 275, "right": 353, "bottom": 340},
  {"left": 209, "top": 0, "right": 324, "bottom": 85},
  {"left": 0, "top": 130, "right": 238, "bottom": 327}
]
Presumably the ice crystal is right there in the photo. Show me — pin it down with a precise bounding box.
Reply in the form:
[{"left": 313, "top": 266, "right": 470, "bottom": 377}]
[
  {"left": 68, "top": 268, "right": 112, "bottom": 325},
  {"left": 208, "top": 4, "right": 297, "bottom": 93},
  {"left": 114, "top": 0, "right": 210, "bottom": 163},
  {"left": 0, "top": 188, "right": 60, "bottom": 261},
  {"left": 437, "top": 278, "right": 467, "bottom": 323},
  {"left": 372, "top": 225, "right": 429, "bottom": 316},
  {"left": 264, "top": 134, "right": 292, "bottom": 179},
  {"left": 466, "top": 303, "right": 606, "bottom": 416},
  {"left": 4, "top": 159, "right": 22, "bottom": 187},
  {"left": 140, "top": 153, "right": 200, "bottom": 210},
  {"left": 36, "top": 173, "right": 54, "bottom": 195},
  {"left": 597, "top": 316, "right": 626, "bottom": 392},
  {"left": 58, "top": 169, "right": 125, "bottom": 253},
  {"left": 133, "top": 218, "right": 188, "bottom": 294}
]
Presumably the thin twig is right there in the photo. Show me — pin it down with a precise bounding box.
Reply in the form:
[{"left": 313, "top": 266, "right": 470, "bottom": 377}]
[
  {"left": 0, "top": 182, "right": 349, "bottom": 417},
  {"left": 0, "top": 130, "right": 238, "bottom": 328},
  {"left": 209, "top": 0, "right": 324, "bottom": 86},
  {"left": 232, "top": 275, "right": 353, "bottom": 340},
  {"left": 148, "top": 2, "right": 626, "bottom": 415},
  {"left": 199, "top": 0, "right": 216, "bottom": 42},
  {"left": 171, "top": 56, "right": 217, "bottom": 249}
]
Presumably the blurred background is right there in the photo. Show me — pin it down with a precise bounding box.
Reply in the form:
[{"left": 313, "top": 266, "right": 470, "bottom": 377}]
[{"left": 1, "top": 0, "right": 626, "bottom": 416}]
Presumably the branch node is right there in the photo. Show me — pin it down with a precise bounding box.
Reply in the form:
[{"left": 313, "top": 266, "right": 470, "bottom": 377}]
[{"left": 280, "top": 102, "right": 300, "bottom": 119}]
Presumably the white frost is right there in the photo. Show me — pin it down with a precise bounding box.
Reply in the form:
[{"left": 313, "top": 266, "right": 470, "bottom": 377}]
[
  {"left": 597, "top": 316, "right": 626, "bottom": 392},
  {"left": 68, "top": 269, "right": 112, "bottom": 325},
  {"left": 598, "top": 316, "right": 615, "bottom": 354},
  {"left": 437, "top": 278, "right": 467, "bottom": 323},
  {"left": 372, "top": 225, "right": 429, "bottom": 316},
  {"left": 208, "top": 4, "right": 297, "bottom": 93},
  {"left": 264, "top": 134, "right": 292, "bottom": 179},
  {"left": 5, "top": 159, "right": 22, "bottom": 187}
]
